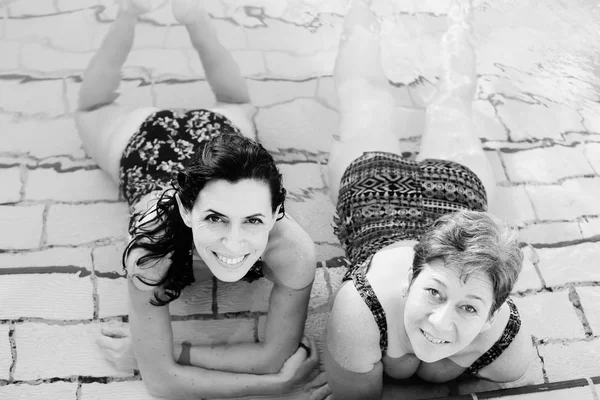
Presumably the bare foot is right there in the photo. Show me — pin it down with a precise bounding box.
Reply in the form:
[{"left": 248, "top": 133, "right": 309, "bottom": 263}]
[
  {"left": 118, "top": 0, "right": 163, "bottom": 16},
  {"left": 172, "top": 0, "right": 209, "bottom": 25}
]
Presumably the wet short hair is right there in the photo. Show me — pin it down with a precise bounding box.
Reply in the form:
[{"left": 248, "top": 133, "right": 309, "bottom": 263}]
[{"left": 411, "top": 210, "right": 523, "bottom": 316}]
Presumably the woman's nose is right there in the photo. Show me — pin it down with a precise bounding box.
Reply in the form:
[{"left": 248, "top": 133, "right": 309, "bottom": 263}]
[
  {"left": 222, "top": 224, "right": 245, "bottom": 250},
  {"left": 428, "top": 304, "right": 454, "bottom": 332}
]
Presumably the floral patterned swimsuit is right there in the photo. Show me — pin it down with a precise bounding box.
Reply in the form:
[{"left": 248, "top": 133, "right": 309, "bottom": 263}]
[{"left": 119, "top": 109, "right": 263, "bottom": 282}]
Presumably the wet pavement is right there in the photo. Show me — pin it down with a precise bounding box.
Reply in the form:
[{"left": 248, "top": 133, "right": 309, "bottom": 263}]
[{"left": 1, "top": 0, "right": 600, "bottom": 399}]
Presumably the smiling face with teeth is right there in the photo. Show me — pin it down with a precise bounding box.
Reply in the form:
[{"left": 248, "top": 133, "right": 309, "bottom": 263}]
[
  {"left": 177, "top": 178, "right": 278, "bottom": 282},
  {"left": 403, "top": 258, "right": 496, "bottom": 363}
]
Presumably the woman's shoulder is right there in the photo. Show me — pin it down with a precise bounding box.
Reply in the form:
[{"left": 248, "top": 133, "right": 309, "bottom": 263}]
[
  {"left": 262, "top": 215, "right": 316, "bottom": 289},
  {"left": 327, "top": 280, "right": 383, "bottom": 372}
]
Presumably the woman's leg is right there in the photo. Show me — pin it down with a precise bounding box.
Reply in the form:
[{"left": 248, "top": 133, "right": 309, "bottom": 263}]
[
  {"left": 75, "top": 0, "right": 158, "bottom": 182},
  {"left": 326, "top": 0, "right": 401, "bottom": 206},
  {"left": 172, "top": 0, "right": 256, "bottom": 139},
  {"left": 415, "top": 0, "right": 496, "bottom": 201}
]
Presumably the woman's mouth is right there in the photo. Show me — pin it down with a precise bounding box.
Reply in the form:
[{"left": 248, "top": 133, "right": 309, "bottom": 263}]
[
  {"left": 212, "top": 251, "right": 248, "bottom": 267},
  {"left": 420, "top": 329, "right": 451, "bottom": 345}
]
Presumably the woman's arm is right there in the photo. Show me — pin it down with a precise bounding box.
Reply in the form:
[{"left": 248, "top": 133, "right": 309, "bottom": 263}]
[
  {"left": 323, "top": 282, "right": 385, "bottom": 400},
  {"left": 128, "top": 277, "right": 311, "bottom": 399},
  {"left": 183, "top": 217, "right": 317, "bottom": 374}
]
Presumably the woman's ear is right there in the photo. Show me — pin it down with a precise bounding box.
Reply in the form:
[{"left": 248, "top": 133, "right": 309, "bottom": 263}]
[
  {"left": 175, "top": 193, "right": 192, "bottom": 228},
  {"left": 401, "top": 268, "right": 413, "bottom": 298},
  {"left": 272, "top": 205, "right": 283, "bottom": 224}
]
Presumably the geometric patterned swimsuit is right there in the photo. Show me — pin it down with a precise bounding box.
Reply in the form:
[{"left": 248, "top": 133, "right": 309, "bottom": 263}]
[
  {"left": 335, "top": 151, "right": 521, "bottom": 378},
  {"left": 119, "top": 109, "right": 264, "bottom": 282},
  {"left": 347, "top": 257, "right": 521, "bottom": 379}
]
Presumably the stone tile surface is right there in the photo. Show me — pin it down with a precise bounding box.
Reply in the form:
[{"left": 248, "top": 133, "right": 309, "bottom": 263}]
[{"left": 2, "top": 1, "right": 600, "bottom": 399}]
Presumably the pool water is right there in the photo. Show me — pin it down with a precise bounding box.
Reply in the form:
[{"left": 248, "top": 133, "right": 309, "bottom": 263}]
[{"left": 0, "top": 0, "right": 599, "bottom": 399}]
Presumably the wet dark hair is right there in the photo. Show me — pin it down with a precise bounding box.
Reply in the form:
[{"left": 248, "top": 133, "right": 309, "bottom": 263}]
[
  {"left": 123, "top": 133, "right": 286, "bottom": 306},
  {"left": 411, "top": 210, "right": 523, "bottom": 317}
]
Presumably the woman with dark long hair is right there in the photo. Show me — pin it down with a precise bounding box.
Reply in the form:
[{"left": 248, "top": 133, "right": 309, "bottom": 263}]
[{"left": 76, "top": 0, "right": 328, "bottom": 398}]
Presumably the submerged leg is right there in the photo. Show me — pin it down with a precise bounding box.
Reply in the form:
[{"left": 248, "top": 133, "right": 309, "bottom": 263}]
[
  {"left": 416, "top": 0, "right": 496, "bottom": 202},
  {"left": 327, "top": 0, "right": 400, "bottom": 205}
]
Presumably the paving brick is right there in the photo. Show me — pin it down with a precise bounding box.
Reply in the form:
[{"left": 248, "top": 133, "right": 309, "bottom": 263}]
[
  {"left": 513, "top": 245, "right": 543, "bottom": 292},
  {"left": 265, "top": 51, "right": 336, "bottom": 79},
  {"left": 246, "top": 19, "right": 326, "bottom": 54},
  {"left": 56, "top": 0, "right": 101, "bottom": 12},
  {"left": 502, "top": 146, "right": 595, "bottom": 183},
  {"left": 7, "top": 0, "right": 62, "bottom": 17},
  {"left": 0, "top": 79, "right": 66, "bottom": 117},
  {"left": 0, "top": 115, "right": 85, "bottom": 159},
  {"left": 92, "top": 243, "right": 127, "bottom": 275},
  {"left": 394, "top": 106, "right": 426, "bottom": 140},
  {"left": 46, "top": 203, "right": 129, "bottom": 246},
  {"left": 484, "top": 387, "right": 594, "bottom": 400},
  {"left": 580, "top": 103, "right": 600, "bottom": 133},
  {"left": 0, "top": 325, "right": 11, "bottom": 380},
  {"left": 0, "top": 247, "right": 92, "bottom": 270},
  {"left": 536, "top": 242, "right": 600, "bottom": 286},
  {"left": 0, "top": 40, "right": 21, "bottom": 70},
  {"left": 0, "top": 205, "right": 45, "bottom": 249},
  {"left": 216, "top": 278, "right": 273, "bottom": 314},
  {"left": 286, "top": 192, "right": 338, "bottom": 244},
  {"left": 21, "top": 43, "right": 90, "bottom": 76},
  {"left": 171, "top": 318, "right": 255, "bottom": 346},
  {"left": 0, "top": 274, "right": 93, "bottom": 320},
  {"left": 518, "top": 221, "right": 583, "bottom": 245},
  {"left": 315, "top": 243, "right": 344, "bottom": 263},
  {"left": 13, "top": 322, "right": 132, "bottom": 380},
  {"left": 80, "top": 381, "right": 155, "bottom": 400},
  {"left": 512, "top": 291, "right": 585, "bottom": 340},
  {"left": 123, "top": 48, "right": 193, "bottom": 79},
  {"left": 526, "top": 178, "right": 600, "bottom": 221},
  {"left": 0, "top": 167, "right": 22, "bottom": 203},
  {"left": 579, "top": 217, "right": 600, "bottom": 239},
  {"left": 487, "top": 186, "right": 536, "bottom": 227},
  {"left": 4, "top": 8, "right": 98, "bottom": 52},
  {"left": 473, "top": 100, "right": 508, "bottom": 141},
  {"left": 538, "top": 340, "right": 600, "bottom": 382},
  {"left": 278, "top": 163, "right": 325, "bottom": 201},
  {"left": 316, "top": 77, "right": 337, "bottom": 110},
  {"left": 309, "top": 268, "right": 330, "bottom": 310},
  {"left": 303, "top": 312, "right": 329, "bottom": 364},
  {"left": 485, "top": 151, "right": 508, "bottom": 184},
  {"left": 153, "top": 80, "right": 215, "bottom": 110},
  {"left": 584, "top": 142, "right": 600, "bottom": 174},
  {"left": 257, "top": 99, "right": 337, "bottom": 158},
  {"left": 188, "top": 49, "right": 266, "bottom": 78},
  {"left": 496, "top": 97, "right": 584, "bottom": 141},
  {"left": 97, "top": 277, "right": 128, "bottom": 318},
  {"left": 164, "top": 20, "right": 247, "bottom": 51},
  {"left": 576, "top": 287, "right": 600, "bottom": 335},
  {"left": 169, "top": 278, "right": 213, "bottom": 316},
  {"left": 26, "top": 168, "right": 119, "bottom": 202},
  {"left": 0, "top": 382, "right": 78, "bottom": 400},
  {"left": 248, "top": 79, "right": 318, "bottom": 108}
]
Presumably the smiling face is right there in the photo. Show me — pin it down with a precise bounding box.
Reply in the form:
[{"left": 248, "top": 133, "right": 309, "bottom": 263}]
[
  {"left": 403, "top": 258, "right": 496, "bottom": 363},
  {"left": 178, "top": 178, "right": 278, "bottom": 282}
]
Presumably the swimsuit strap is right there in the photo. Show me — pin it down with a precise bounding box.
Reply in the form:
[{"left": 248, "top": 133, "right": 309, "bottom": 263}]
[
  {"left": 350, "top": 255, "right": 388, "bottom": 353},
  {"left": 459, "top": 298, "right": 521, "bottom": 379}
]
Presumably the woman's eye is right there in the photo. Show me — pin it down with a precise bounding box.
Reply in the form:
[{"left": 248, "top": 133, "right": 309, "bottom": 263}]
[
  {"left": 206, "top": 215, "right": 223, "bottom": 223},
  {"left": 462, "top": 305, "right": 477, "bottom": 314},
  {"left": 247, "top": 218, "right": 263, "bottom": 225},
  {"left": 427, "top": 288, "right": 441, "bottom": 298}
]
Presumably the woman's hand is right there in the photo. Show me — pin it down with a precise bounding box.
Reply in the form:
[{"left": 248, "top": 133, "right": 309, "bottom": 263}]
[
  {"left": 96, "top": 322, "right": 138, "bottom": 371},
  {"left": 278, "top": 338, "right": 332, "bottom": 399}
]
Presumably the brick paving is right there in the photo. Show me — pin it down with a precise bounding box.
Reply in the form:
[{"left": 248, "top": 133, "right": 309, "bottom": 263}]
[{"left": 0, "top": 1, "right": 599, "bottom": 399}]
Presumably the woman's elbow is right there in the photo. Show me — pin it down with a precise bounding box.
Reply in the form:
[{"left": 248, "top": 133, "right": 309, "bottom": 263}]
[{"left": 139, "top": 362, "right": 179, "bottom": 397}]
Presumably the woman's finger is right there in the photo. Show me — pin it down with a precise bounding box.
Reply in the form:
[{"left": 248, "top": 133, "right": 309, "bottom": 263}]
[
  {"left": 309, "top": 382, "right": 332, "bottom": 400},
  {"left": 100, "top": 324, "right": 129, "bottom": 338},
  {"left": 304, "top": 371, "right": 328, "bottom": 390},
  {"left": 96, "top": 335, "right": 123, "bottom": 352}
]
